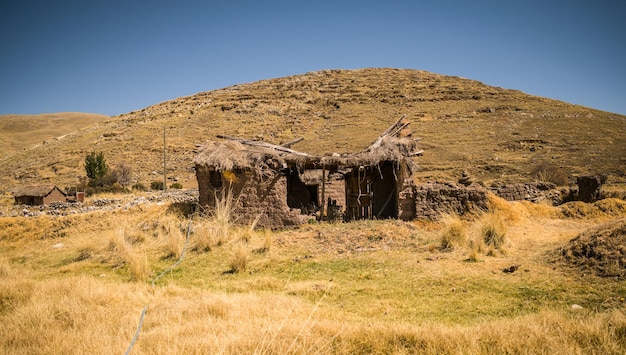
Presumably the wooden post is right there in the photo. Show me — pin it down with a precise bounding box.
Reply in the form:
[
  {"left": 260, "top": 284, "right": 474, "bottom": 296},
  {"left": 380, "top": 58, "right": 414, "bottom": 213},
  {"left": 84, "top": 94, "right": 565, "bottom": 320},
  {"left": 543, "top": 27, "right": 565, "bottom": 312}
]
[
  {"left": 163, "top": 125, "right": 167, "bottom": 192},
  {"left": 320, "top": 164, "right": 326, "bottom": 220}
]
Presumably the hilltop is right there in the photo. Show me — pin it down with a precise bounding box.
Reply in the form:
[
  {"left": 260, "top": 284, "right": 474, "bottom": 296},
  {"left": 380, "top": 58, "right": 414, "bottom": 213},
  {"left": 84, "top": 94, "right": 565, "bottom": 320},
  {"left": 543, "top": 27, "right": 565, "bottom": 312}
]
[{"left": 1, "top": 68, "right": 624, "bottom": 192}]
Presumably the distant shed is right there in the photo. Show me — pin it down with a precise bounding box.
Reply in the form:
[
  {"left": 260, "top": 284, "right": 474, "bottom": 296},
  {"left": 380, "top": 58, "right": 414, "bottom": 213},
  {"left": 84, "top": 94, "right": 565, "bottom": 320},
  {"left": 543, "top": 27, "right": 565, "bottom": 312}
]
[{"left": 13, "top": 185, "right": 67, "bottom": 206}]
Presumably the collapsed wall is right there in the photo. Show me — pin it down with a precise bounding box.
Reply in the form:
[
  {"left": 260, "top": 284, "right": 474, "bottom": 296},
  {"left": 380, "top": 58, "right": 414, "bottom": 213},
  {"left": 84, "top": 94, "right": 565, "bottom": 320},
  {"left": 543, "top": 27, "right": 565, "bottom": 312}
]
[{"left": 489, "top": 182, "right": 556, "bottom": 203}]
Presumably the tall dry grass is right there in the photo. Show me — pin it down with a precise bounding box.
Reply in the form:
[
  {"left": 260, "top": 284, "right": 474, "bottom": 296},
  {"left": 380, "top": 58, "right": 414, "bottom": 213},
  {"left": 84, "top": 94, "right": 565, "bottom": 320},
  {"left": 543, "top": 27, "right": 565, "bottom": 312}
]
[
  {"left": 107, "top": 229, "right": 149, "bottom": 281},
  {"left": 438, "top": 213, "right": 467, "bottom": 251},
  {"left": 2, "top": 192, "right": 626, "bottom": 354},
  {"left": 2, "top": 269, "right": 625, "bottom": 354}
]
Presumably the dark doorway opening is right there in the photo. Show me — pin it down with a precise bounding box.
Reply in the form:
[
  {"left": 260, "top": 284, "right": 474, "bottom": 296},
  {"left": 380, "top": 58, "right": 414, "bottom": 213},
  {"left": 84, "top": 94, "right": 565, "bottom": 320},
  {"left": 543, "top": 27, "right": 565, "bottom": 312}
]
[
  {"left": 345, "top": 162, "right": 398, "bottom": 220},
  {"left": 286, "top": 170, "right": 316, "bottom": 212}
]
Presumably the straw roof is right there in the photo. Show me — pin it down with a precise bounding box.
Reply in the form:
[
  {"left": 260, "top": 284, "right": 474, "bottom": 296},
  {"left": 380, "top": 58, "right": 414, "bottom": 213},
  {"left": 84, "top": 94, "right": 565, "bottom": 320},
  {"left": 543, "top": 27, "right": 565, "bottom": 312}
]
[
  {"left": 321, "top": 135, "right": 420, "bottom": 168},
  {"left": 193, "top": 140, "right": 315, "bottom": 172},
  {"left": 194, "top": 115, "right": 422, "bottom": 173}
]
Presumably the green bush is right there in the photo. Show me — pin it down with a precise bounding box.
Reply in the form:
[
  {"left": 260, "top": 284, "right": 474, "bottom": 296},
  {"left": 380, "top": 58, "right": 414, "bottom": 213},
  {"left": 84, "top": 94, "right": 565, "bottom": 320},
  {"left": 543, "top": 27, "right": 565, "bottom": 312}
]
[
  {"left": 151, "top": 181, "right": 164, "bottom": 191},
  {"left": 132, "top": 182, "right": 146, "bottom": 191},
  {"left": 170, "top": 182, "right": 183, "bottom": 189}
]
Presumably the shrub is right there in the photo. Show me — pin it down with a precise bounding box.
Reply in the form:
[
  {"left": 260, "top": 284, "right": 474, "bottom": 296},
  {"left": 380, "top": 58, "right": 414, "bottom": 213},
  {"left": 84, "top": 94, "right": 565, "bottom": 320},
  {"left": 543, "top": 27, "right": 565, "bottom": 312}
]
[
  {"left": 151, "top": 181, "right": 164, "bottom": 191},
  {"left": 107, "top": 229, "right": 148, "bottom": 281},
  {"left": 132, "top": 182, "right": 146, "bottom": 191},
  {"left": 170, "top": 182, "right": 183, "bottom": 189},
  {"left": 531, "top": 161, "right": 568, "bottom": 186}
]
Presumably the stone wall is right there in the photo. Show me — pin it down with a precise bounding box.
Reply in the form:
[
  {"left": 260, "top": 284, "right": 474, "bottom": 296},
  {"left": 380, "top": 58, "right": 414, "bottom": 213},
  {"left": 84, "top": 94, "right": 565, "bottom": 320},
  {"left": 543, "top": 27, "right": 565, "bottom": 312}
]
[{"left": 489, "top": 182, "right": 556, "bottom": 202}]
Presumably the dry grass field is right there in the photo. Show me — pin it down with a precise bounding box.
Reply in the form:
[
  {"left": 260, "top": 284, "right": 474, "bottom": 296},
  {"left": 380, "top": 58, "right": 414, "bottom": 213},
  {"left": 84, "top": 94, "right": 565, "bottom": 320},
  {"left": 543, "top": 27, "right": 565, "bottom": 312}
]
[
  {"left": 0, "top": 192, "right": 625, "bottom": 354},
  {"left": 1, "top": 68, "right": 625, "bottom": 353}
]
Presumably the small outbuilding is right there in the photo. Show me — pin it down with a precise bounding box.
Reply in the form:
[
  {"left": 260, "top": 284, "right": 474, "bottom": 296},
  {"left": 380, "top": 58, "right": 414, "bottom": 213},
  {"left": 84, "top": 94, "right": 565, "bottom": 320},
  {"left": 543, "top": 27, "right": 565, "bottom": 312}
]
[
  {"left": 13, "top": 185, "right": 67, "bottom": 206},
  {"left": 194, "top": 116, "right": 423, "bottom": 228}
]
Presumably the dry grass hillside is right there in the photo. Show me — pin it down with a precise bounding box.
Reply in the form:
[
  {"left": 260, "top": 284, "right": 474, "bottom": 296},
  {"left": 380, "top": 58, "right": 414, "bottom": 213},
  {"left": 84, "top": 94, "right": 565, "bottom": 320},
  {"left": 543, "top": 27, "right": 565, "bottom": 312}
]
[
  {"left": 0, "top": 112, "right": 109, "bottom": 158},
  {"left": 0, "top": 68, "right": 624, "bottom": 192}
]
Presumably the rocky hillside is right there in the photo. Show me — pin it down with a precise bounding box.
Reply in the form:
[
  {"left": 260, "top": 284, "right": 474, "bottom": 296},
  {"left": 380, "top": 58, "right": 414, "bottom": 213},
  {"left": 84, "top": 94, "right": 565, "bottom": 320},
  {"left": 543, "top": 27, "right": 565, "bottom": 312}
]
[{"left": 1, "top": 68, "right": 624, "bottom": 192}]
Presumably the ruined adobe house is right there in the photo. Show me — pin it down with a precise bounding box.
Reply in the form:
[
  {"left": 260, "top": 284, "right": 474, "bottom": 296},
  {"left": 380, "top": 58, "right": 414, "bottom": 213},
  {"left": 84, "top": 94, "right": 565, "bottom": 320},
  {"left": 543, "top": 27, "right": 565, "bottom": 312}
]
[
  {"left": 13, "top": 185, "right": 67, "bottom": 206},
  {"left": 194, "top": 117, "right": 423, "bottom": 228}
]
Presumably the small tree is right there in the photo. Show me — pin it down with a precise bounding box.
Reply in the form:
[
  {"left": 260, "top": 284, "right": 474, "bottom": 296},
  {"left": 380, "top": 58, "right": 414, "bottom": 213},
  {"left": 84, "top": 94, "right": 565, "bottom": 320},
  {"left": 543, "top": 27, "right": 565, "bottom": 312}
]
[{"left": 85, "top": 151, "right": 109, "bottom": 180}]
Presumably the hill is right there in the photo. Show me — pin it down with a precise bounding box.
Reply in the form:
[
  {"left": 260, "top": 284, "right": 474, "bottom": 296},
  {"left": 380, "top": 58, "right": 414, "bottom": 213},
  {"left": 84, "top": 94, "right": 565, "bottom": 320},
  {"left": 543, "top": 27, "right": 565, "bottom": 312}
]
[
  {"left": 0, "top": 68, "right": 624, "bottom": 192},
  {"left": 0, "top": 112, "right": 110, "bottom": 158}
]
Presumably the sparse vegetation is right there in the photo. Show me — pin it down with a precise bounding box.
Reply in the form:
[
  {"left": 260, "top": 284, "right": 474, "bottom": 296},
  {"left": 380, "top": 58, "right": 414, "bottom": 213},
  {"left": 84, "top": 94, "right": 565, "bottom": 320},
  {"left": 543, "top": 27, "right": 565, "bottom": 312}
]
[
  {"left": 150, "top": 181, "right": 164, "bottom": 191},
  {"left": 1, "top": 68, "right": 626, "bottom": 353},
  {"left": 479, "top": 212, "right": 509, "bottom": 253},
  {"left": 532, "top": 161, "right": 569, "bottom": 186},
  {"left": 169, "top": 182, "right": 183, "bottom": 189},
  {"left": 439, "top": 213, "right": 467, "bottom": 251},
  {"left": 2, "top": 69, "right": 624, "bottom": 193}
]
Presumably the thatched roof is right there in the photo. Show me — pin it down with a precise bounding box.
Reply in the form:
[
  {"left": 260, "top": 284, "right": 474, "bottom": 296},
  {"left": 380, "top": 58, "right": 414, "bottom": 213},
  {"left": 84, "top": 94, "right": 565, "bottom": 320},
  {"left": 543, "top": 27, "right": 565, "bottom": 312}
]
[
  {"left": 194, "top": 116, "right": 422, "bottom": 172},
  {"left": 13, "top": 185, "right": 65, "bottom": 197},
  {"left": 193, "top": 140, "right": 315, "bottom": 172},
  {"left": 320, "top": 135, "right": 420, "bottom": 168}
]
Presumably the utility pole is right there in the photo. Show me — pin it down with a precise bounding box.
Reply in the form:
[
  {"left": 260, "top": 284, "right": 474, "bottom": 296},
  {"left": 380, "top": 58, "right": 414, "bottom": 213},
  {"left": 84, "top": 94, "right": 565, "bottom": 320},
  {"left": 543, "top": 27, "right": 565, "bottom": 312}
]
[{"left": 163, "top": 125, "right": 167, "bottom": 193}]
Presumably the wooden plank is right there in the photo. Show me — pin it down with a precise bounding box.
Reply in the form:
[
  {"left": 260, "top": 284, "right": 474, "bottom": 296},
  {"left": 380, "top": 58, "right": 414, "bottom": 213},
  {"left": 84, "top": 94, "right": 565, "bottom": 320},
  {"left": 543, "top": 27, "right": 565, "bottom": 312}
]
[{"left": 217, "top": 135, "right": 310, "bottom": 156}]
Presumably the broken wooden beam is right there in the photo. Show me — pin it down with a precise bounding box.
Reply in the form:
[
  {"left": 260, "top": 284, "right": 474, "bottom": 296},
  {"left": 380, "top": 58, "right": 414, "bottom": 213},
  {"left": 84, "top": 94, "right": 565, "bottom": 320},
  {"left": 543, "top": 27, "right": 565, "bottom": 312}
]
[{"left": 216, "top": 135, "right": 310, "bottom": 156}]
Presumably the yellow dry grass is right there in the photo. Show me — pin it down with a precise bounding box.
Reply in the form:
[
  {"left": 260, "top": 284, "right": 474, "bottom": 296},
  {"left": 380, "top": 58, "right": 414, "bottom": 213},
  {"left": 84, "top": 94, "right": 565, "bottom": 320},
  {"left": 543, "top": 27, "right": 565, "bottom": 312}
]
[{"left": 0, "top": 195, "right": 625, "bottom": 354}]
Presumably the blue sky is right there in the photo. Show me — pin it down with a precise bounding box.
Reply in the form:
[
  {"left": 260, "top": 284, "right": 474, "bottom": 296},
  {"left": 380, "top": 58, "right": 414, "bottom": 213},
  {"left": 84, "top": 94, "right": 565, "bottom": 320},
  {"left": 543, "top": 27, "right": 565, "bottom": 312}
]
[{"left": 1, "top": 1, "right": 625, "bottom": 116}]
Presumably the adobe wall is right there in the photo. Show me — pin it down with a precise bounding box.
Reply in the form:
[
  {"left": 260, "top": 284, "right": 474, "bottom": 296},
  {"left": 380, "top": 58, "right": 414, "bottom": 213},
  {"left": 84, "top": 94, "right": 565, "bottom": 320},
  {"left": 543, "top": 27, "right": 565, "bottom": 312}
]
[
  {"left": 196, "top": 166, "right": 307, "bottom": 229},
  {"left": 398, "top": 179, "right": 416, "bottom": 220},
  {"left": 412, "top": 182, "right": 489, "bottom": 219},
  {"left": 323, "top": 173, "right": 346, "bottom": 209}
]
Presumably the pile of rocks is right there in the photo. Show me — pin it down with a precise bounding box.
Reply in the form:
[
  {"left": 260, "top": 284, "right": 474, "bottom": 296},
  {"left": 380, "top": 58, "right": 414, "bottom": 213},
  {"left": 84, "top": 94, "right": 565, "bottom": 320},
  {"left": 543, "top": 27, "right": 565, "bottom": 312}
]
[{"left": 7, "top": 189, "right": 200, "bottom": 217}]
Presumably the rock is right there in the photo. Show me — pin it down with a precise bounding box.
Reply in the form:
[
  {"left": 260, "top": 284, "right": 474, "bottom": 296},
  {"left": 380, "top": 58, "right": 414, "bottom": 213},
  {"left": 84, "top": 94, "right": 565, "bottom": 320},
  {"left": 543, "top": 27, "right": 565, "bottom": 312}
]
[
  {"left": 502, "top": 265, "right": 521, "bottom": 273},
  {"left": 51, "top": 243, "right": 65, "bottom": 249}
]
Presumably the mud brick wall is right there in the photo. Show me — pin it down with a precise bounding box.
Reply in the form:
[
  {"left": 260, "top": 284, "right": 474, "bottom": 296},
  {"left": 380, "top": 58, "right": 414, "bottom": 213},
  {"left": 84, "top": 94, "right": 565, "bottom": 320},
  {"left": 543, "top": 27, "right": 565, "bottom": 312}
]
[
  {"left": 323, "top": 175, "right": 346, "bottom": 209},
  {"left": 412, "top": 182, "right": 489, "bottom": 219},
  {"left": 196, "top": 167, "right": 306, "bottom": 229},
  {"left": 398, "top": 179, "right": 416, "bottom": 220}
]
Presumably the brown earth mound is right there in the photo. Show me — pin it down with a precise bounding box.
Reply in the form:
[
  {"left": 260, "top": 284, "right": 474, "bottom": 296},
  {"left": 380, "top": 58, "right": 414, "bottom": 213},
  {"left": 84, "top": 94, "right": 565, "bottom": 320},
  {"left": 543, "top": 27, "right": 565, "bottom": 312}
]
[{"left": 560, "top": 218, "right": 626, "bottom": 279}]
